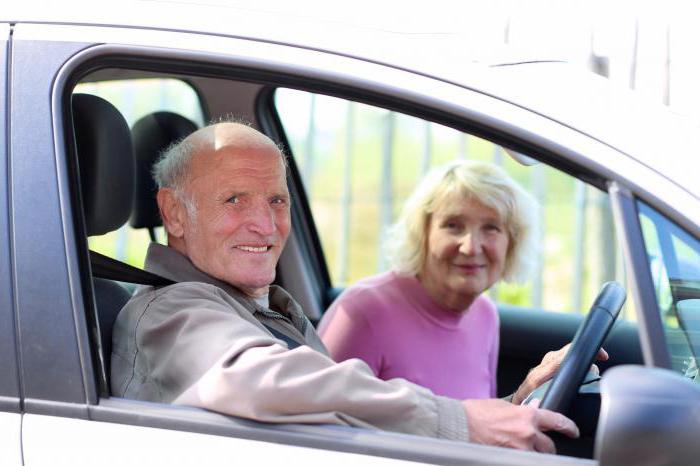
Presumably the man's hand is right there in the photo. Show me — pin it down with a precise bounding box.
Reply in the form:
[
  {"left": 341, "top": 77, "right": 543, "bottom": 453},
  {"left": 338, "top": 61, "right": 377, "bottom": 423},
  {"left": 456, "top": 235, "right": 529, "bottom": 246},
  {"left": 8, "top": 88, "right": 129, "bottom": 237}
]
[
  {"left": 463, "top": 399, "right": 579, "bottom": 454},
  {"left": 511, "top": 344, "right": 609, "bottom": 405}
]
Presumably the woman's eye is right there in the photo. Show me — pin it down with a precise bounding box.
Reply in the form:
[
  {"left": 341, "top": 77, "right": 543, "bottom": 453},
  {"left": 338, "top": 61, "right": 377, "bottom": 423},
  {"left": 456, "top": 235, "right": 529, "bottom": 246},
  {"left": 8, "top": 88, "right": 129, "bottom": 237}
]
[{"left": 485, "top": 224, "right": 502, "bottom": 233}]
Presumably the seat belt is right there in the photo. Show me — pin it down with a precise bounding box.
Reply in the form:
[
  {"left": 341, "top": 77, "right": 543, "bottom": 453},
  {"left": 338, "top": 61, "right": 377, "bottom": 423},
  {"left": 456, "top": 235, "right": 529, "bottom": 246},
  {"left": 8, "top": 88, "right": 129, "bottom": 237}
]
[
  {"left": 90, "top": 250, "right": 174, "bottom": 287},
  {"left": 89, "top": 250, "right": 302, "bottom": 349},
  {"left": 261, "top": 325, "right": 302, "bottom": 350}
]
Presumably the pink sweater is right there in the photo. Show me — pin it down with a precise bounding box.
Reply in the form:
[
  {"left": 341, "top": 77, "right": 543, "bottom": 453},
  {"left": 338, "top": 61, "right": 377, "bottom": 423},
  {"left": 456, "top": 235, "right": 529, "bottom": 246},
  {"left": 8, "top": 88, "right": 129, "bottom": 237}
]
[{"left": 318, "top": 271, "right": 499, "bottom": 399}]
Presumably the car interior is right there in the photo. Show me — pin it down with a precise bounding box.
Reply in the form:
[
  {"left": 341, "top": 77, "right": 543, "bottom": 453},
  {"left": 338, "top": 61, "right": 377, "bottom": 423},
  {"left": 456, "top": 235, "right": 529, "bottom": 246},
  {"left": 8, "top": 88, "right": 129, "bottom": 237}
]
[{"left": 66, "top": 61, "right": 646, "bottom": 460}]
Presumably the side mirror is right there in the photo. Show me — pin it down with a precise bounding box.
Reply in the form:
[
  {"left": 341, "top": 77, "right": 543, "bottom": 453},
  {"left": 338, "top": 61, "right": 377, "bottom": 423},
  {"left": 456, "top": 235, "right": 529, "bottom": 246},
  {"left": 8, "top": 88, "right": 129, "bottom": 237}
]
[{"left": 596, "top": 365, "right": 700, "bottom": 466}]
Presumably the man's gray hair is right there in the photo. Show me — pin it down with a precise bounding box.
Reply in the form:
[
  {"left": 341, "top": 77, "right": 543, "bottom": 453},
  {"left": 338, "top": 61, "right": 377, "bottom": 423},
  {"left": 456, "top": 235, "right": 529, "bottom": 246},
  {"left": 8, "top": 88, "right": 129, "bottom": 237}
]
[
  {"left": 153, "top": 138, "right": 196, "bottom": 191},
  {"left": 385, "top": 160, "right": 540, "bottom": 283},
  {"left": 151, "top": 118, "right": 288, "bottom": 217},
  {"left": 152, "top": 137, "right": 199, "bottom": 217}
]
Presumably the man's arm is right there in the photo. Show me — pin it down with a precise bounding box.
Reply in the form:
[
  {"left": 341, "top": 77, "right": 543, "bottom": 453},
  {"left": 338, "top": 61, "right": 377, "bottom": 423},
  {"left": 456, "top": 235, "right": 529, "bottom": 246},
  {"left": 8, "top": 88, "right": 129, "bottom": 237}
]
[
  {"left": 176, "top": 341, "right": 469, "bottom": 441},
  {"left": 126, "top": 283, "right": 468, "bottom": 441},
  {"left": 125, "top": 283, "right": 578, "bottom": 451}
]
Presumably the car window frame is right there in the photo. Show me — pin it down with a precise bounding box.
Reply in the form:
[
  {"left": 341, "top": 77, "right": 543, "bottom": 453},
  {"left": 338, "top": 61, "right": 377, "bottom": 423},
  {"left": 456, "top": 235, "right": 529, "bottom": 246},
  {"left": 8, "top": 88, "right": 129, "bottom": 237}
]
[
  {"left": 637, "top": 199, "right": 700, "bottom": 373},
  {"left": 0, "top": 22, "right": 21, "bottom": 413},
  {"left": 609, "top": 182, "right": 673, "bottom": 368},
  {"left": 256, "top": 87, "right": 335, "bottom": 310}
]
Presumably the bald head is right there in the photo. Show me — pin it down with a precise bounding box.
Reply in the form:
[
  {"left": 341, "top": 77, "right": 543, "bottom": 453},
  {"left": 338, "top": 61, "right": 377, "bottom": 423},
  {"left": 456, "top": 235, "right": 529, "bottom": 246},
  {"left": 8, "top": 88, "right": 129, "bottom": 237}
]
[
  {"left": 189, "top": 122, "right": 279, "bottom": 154},
  {"left": 153, "top": 122, "right": 286, "bottom": 195}
]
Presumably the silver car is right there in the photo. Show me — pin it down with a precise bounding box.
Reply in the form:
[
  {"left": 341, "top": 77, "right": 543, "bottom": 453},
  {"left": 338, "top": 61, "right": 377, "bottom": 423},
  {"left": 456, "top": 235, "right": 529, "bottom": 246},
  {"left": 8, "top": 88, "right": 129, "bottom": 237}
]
[{"left": 2, "top": 3, "right": 699, "bottom": 466}]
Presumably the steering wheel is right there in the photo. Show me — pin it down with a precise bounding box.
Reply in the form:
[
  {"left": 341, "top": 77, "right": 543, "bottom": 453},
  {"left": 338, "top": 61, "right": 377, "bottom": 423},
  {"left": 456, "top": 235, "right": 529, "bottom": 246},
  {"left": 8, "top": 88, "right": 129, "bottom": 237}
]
[{"left": 539, "top": 282, "right": 626, "bottom": 414}]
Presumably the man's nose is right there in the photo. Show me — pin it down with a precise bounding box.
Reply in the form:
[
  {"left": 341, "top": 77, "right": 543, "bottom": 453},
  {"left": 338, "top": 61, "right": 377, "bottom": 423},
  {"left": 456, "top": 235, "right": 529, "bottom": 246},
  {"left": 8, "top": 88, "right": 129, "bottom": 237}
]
[{"left": 247, "top": 202, "right": 276, "bottom": 236}]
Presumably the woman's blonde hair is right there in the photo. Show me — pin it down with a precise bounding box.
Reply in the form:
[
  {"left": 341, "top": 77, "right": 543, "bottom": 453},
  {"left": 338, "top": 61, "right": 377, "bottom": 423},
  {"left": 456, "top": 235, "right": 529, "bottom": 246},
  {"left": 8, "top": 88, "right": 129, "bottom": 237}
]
[{"left": 385, "top": 160, "right": 540, "bottom": 283}]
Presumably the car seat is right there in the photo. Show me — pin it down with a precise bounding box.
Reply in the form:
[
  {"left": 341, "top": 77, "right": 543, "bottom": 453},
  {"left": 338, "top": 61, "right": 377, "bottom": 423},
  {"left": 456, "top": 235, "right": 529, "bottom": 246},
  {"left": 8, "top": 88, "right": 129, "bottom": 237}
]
[
  {"left": 72, "top": 93, "right": 136, "bottom": 387},
  {"left": 129, "top": 111, "right": 198, "bottom": 241}
]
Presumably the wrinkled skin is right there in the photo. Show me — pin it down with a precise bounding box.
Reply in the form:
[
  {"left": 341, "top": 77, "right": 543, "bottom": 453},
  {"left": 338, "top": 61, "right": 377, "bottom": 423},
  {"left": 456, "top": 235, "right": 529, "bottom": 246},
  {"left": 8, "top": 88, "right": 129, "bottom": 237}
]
[
  {"left": 463, "top": 398, "right": 579, "bottom": 453},
  {"left": 512, "top": 344, "right": 609, "bottom": 406}
]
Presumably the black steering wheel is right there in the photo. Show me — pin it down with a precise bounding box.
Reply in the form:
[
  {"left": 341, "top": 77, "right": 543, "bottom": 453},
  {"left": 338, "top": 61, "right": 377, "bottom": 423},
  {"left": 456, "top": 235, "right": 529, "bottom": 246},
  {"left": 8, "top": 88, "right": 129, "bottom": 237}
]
[{"left": 539, "top": 282, "right": 626, "bottom": 414}]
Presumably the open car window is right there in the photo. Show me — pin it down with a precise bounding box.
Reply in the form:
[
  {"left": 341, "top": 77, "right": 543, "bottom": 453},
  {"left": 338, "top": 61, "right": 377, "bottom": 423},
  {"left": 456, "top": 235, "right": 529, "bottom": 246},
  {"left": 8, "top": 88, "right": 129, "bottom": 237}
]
[{"left": 275, "top": 88, "right": 630, "bottom": 318}]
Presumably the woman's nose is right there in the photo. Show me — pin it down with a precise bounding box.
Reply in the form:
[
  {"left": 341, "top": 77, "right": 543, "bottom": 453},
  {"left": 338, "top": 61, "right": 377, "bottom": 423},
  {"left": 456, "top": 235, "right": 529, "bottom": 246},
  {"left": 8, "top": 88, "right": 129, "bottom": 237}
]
[{"left": 459, "top": 231, "right": 482, "bottom": 255}]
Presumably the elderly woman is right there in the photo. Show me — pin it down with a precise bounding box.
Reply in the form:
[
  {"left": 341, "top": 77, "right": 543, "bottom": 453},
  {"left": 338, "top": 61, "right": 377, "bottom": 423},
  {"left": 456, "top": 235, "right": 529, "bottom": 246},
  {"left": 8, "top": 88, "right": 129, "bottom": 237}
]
[{"left": 318, "top": 160, "right": 547, "bottom": 402}]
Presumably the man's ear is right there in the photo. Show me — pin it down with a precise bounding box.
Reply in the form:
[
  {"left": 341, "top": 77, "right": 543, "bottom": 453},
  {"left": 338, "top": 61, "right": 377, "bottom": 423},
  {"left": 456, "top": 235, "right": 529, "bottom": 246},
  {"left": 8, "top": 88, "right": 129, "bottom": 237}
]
[{"left": 157, "top": 188, "right": 186, "bottom": 238}]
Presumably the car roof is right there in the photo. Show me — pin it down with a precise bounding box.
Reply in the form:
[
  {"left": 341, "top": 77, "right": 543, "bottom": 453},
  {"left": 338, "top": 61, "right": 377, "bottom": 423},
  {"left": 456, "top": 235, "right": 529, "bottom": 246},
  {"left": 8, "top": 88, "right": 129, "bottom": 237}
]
[{"left": 5, "top": 1, "right": 699, "bottom": 200}]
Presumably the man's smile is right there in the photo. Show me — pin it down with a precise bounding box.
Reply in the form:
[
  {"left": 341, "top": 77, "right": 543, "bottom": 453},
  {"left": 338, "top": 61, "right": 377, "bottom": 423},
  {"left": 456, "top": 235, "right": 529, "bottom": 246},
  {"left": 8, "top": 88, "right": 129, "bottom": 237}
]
[{"left": 234, "top": 244, "right": 272, "bottom": 253}]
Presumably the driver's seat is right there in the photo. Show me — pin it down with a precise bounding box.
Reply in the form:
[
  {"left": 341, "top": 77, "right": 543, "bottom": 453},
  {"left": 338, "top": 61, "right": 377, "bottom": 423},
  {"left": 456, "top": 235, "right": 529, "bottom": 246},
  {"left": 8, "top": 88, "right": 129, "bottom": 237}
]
[{"left": 72, "top": 92, "right": 136, "bottom": 386}]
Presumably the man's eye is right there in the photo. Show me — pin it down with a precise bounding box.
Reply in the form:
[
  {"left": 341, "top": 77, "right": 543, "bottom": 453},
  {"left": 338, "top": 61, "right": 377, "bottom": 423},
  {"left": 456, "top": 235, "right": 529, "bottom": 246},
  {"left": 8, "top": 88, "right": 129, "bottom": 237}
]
[
  {"left": 271, "top": 197, "right": 288, "bottom": 205},
  {"left": 227, "top": 196, "right": 239, "bottom": 204},
  {"left": 485, "top": 224, "right": 502, "bottom": 233}
]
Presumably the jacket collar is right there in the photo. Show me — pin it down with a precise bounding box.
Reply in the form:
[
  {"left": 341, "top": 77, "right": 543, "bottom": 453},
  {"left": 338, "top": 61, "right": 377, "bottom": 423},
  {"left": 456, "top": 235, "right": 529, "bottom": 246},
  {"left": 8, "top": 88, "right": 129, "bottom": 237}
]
[{"left": 143, "top": 243, "right": 302, "bottom": 322}]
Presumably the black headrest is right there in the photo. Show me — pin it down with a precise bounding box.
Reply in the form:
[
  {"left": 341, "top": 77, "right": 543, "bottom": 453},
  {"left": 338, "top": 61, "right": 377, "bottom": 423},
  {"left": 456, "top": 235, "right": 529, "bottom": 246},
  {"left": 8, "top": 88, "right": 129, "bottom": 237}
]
[
  {"left": 72, "top": 94, "right": 135, "bottom": 236},
  {"left": 129, "top": 112, "right": 198, "bottom": 229}
]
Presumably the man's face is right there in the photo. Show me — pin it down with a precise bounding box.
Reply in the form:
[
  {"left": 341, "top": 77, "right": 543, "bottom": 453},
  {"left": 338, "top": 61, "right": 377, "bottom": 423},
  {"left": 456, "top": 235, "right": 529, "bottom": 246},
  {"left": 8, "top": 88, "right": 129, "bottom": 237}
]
[{"left": 173, "top": 136, "right": 290, "bottom": 297}]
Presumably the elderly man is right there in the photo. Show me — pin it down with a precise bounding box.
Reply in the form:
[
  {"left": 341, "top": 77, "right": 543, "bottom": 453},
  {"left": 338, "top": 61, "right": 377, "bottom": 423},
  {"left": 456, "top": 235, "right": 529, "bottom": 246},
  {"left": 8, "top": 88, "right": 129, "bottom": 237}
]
[{"left": 111, "top": 122, "right": 579, "bottom": 453}]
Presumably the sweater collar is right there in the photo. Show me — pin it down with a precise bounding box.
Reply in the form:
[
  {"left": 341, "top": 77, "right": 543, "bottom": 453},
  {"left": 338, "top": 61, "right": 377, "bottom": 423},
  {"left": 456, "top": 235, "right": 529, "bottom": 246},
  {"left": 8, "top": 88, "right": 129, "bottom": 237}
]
[{"left": 397, "top": 272, "right": 472, "bottom": 327}]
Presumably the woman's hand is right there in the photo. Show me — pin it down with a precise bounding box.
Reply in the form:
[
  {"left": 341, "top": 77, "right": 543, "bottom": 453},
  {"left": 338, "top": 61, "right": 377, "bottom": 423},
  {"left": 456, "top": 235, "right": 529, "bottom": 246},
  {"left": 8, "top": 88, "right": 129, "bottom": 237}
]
[{"left": 511, "top": 343, "right": 609, "bottom": 405}]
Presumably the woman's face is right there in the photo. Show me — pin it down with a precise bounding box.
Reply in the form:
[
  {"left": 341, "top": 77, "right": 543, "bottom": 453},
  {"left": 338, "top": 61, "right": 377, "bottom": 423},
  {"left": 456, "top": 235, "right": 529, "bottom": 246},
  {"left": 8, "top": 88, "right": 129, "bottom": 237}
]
[{"left": 419, "top": 195, "right": 510, "bottom": 311}]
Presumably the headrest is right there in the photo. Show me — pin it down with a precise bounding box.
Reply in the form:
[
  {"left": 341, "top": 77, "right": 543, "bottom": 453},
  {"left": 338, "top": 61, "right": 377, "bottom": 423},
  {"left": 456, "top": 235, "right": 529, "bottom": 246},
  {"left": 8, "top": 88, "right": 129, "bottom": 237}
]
[
  {"left": 129, "top": 112, "right": 198, "bottom": 229},
  {"left": 72, "top": 93, "right": 135, "bottom": 236}
]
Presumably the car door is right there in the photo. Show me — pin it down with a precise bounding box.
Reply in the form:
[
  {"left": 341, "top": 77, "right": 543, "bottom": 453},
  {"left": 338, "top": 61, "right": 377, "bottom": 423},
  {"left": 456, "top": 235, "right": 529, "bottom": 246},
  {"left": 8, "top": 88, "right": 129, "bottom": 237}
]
[
  {"left": 0, "top": 22, "right": 23, "bottom": 466},
  {"left": 8, "top": 24, "right": 412, "bottom": 466},
  {"left": 12, "top": 22, "right": 602, "bottom": 466}
]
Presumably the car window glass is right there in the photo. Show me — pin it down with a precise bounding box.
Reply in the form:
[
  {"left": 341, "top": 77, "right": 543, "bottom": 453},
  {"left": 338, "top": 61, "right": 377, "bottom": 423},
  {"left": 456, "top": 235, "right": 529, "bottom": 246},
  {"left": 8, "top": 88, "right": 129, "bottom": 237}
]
[
  {"left": 275, "top": 88, "right": 629, "bottom": 317},
  {"left": 74, "top": 78, "right": 205, "bottom": 127},
  {"left": 639, "top": 202, "right": 700, "bottom": 381},
  {"left": 74, "top": 78, "right": 205, "bottom": 267}
]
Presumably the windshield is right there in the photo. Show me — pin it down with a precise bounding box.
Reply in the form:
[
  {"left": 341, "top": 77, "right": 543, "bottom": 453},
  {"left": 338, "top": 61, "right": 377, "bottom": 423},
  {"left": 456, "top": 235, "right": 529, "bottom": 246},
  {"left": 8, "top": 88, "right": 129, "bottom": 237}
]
[{"left": 639, "top": 202, "right": 700, "bottom": 382}]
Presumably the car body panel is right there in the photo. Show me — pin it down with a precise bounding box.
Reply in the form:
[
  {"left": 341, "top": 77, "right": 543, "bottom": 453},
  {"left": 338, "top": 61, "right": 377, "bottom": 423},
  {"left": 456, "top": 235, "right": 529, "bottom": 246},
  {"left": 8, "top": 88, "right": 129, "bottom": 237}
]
[
  {"left": 22, "top": 408, "right": 596, "bottom": 466},
  {"left": 22, "top": 414, "right": 422, "bottom": 466},
  {"left": 0, "top": 22, "right": 21, "bottom": 411},
  {"left": 0, "top": 412, "right": 22, "bottom": 466},
  {"left": 10, "top": 33, "right": 94, "bottom": 408}
]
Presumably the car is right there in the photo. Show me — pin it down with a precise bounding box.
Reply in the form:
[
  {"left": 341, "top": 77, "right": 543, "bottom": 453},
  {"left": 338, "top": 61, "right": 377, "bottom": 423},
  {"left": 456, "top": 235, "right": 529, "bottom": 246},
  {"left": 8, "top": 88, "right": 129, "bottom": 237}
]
[{"left": 2, "top": 3, "right": 700, "bottom": 466}]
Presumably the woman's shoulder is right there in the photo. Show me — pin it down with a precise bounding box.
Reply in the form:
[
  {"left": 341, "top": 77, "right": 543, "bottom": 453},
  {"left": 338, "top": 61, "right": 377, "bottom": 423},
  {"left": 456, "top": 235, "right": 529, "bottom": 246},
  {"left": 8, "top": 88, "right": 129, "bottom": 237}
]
[
  {"left": 333, "top": 271, "right": 407, "bottom": 309},
  {"left": 470, "top": 294, "right": 500, "bottom": 321}
]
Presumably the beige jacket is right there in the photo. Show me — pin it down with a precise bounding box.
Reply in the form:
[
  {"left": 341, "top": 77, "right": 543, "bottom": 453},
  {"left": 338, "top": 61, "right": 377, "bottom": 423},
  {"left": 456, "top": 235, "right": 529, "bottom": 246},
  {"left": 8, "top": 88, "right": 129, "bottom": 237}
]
[{"left": 112, "top": 243, "right": 468, "bottom": 441}]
